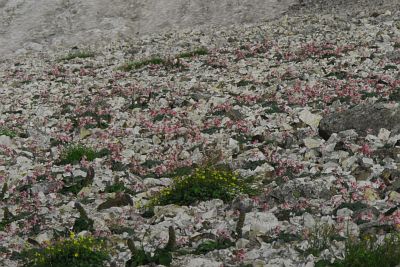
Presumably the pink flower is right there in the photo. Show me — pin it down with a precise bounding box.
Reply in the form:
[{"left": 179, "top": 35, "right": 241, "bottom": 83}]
[
  {"left": 216, "top": 228, "right": 231, "bottom": 240},
  {"left": 392, "top": 210, "right": 400, "bottom": 229},
  {"left": 232, "top": 249, "right": 246, "bottom": 263},
  {"left": 359, "top": 143, "right": 373, "bottom": 156}
]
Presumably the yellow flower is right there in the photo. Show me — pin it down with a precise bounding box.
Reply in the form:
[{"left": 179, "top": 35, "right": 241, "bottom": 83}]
[
  {"left": 74, "top": 252, "right": 79, "bottom": 257},
  {"left": 69, "top": 231, "right": 75, "bottom": 239}
]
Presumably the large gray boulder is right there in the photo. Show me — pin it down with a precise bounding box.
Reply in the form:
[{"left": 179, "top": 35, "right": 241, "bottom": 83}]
[{"left": 319, "top": 103, "right": 400, "bottom": 139}]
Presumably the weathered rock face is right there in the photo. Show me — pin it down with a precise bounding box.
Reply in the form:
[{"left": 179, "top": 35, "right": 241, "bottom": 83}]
[
  {"left": 0, "top": 0, "right": 296, "bottom": 57},
  {"left": 319, "top": 103, "right": 400, "bottom": 139}
]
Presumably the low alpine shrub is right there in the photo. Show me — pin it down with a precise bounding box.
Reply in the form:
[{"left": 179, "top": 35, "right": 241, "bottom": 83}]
[
  {"left": 21, "top": 232, "right": 109, "bottom": 267},
  {"left": 149, "top": 167, "right": 256, "bottom": 206}
]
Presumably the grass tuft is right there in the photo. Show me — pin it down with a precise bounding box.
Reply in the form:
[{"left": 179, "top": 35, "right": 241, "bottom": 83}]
[{"left": 318, "top": 233, "right": 400, "bottom": 267}]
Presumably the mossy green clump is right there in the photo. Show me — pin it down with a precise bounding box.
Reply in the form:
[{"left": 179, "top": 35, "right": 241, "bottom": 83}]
[
  {"left": 236, "top": 80, "right": 253, "bottom": 87},
  {"left": 58, "top": 144, "right": 102, "bottom": 165},
  {"left": 149, "top": 167, "right": 256, "bottom": 206},
  {"left": 389, "top": 87, "right": 400, "bottom": 102},
  {"left": 383, "top": 65, "right": 398, "bottom": 71},
  {"left": 103, "top": 180, "right": 135, "bottom": 195},
  {"left": 118, "top": 57, "right": 165, "bottom": 71},
  {"left": 21, "top": 233, "right": 109, "bottom": 267},
  {"left": 177, "top": 47, "right": 208, "bottom": 58},
  {"left": 0, "top": 128, "right": 17, "bottom": 138},
  {"left": 325, "top": 71, "right": 347, "bottom": 80},
  {"left": 263, "top": 101, "right": 283, "bottom": 114},
  {"left": 59, "top": 51, "right": 95, "bottom": 61},
  {"left": 104, "top": 182, "right": 127, "bottom": 193},
  {"left": 118, "top": 47, "right": 208, "bottom": 72}
]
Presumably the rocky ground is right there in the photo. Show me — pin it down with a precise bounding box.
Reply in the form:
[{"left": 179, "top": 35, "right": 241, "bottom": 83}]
[
  {"left": 0, "top": 0, "right": 295, "bottom": 58},
  {"left": 1, "top": 0, "right": 400, "bottom": 266}
]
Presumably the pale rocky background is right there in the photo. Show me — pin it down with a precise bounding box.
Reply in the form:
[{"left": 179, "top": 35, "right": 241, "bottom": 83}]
[{"left": 0, "top": 0, "right": 297, "bottom": 58}]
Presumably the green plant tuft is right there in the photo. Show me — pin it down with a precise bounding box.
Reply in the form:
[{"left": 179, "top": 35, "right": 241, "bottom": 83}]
[
  {"left": 195, "top": 239, "right": 234, "bottom": 255},
  {"left": 149, "top": 167, "right": 257, "bottom": 206},
  {"left": 104, "top": 182, "right": 128, "bottom": 193},
  {"left": 60, "top": 51, "right": 95, "bottom": 61},
  {"left": 58, "top": 144, "right": 102, "bottom": 165},
  {"left": 21, "top": 233, "right": 109, "bottom": 267},
  {"left": 119, "top": 47, "right": 208, "bottom": 72},
  {"left": 303, "top": 223, "right": 343, "bottom": 257},
  {"left": 325, "top": 71, "right": 347, "bottom": 80},
  {"left": 0, "top": 128, "right": 17, "bottom": 138},
  {"left": 177, "top": 47, "right": 208, "bottom": 58},
  {"left": 118, "top": 57, "right": 165, "bottom": 71},
  {"left": 319, "top": 234, "right": 400, "bottom": 267}
]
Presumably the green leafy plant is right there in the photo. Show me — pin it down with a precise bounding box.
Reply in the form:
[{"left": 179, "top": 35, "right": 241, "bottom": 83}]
[
  {"left": 194, "top": 239, "right": 234, "bottom": 255},
  {"left": 149, "top": 167, "right": 257, "bottom": 206},
  {"left": 72, "top": 203, "right": 94, "bottom": 233},
  {"left": 21, "top": 232, "right": 109, "bottom": 267},
  {"left": 104, "top": 181, "right": 130, "bottom": 194},
  {"left": 0, "top": 208, "right": 30, "bottom": 231},
  {"left": 58, "top": 144, "right": 102, "bottom": 165}
]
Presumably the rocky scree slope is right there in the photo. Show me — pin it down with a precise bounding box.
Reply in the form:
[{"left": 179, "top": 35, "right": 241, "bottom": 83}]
[
  {"left": 0, "top": 0, "right": 295, "bottom": 59},
  {"left": 1, "top": 2, "right": 400, "bottom": 267}
]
